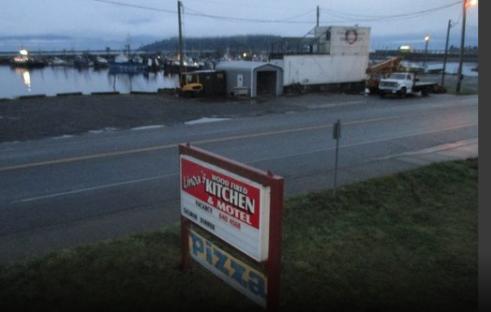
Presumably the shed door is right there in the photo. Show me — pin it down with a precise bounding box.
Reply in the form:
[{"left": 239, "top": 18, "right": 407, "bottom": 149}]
[
  {"left": 237, "top": 74, "right": 244, "bottom": 88},
  {"left": 257, "top": 71, "right": 277, "bottom": 96}
]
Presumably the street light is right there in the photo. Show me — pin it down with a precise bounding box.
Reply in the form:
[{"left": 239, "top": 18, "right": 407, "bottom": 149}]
[
  {"left": 456, "top": 0, "right": 478, "bottom": 93},
  {"left": 423, "top": 35, "right": 430, "bottom": 70}
]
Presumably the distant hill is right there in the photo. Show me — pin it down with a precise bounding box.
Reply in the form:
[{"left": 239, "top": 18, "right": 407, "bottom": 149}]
[
  {"left": 139, "top": 35, "right": 282, "bottom": 54},
  {"left": 140, "top": 32, "right": 479, "bottom": 55}
]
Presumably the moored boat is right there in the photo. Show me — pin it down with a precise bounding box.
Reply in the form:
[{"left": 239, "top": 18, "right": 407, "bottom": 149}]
[
  {"left": 109, "top": 54, "right": 147, "bottom": 74},
  {"left": 146, "top": 57, "right": 161, "bottom": 72},
  {"left": 49, "top": 57, "right": 68, "bottom": 66},
  {"left": 163, "top": 59, "right": 201, "bottom": 74},
  {"left": 10, "top": 49, "right": 46, "bottom": 68},
  {"left": 73, "top": 55, "right": 91, "bottom": 68},
  {"left": 93, "top": 56, "right": 109, "bottom": 68}
]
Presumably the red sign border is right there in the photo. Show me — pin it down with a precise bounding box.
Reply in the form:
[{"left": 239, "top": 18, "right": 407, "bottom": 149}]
[{"left": 179, "top": 143, "right": 284, "bottom": 311}]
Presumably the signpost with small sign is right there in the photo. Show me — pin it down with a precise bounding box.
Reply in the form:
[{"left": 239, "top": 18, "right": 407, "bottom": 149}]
[
  {"left": 179, "top": 143, "right": 284, "bottom": 310},
  {"left": 333, "top": 119, "right": 341, "bottom": 194}
]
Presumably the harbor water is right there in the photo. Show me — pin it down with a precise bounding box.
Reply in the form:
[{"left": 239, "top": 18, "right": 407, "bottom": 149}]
[
  {"left": 400, "top": 61, "right": 478, "bottom": 77},
  {"left": 0, "top": 61, "right": 478, "bottom": 99},
  {"left": 0, "top": 66, "right": 179, "bottom": 99}
]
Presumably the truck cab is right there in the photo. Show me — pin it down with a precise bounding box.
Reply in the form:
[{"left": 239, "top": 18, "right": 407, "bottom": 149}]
[
  {"left": 378, "top": 72, "right": 416, "bottom": 96},
  {"left": 378, "top": 72, "right": 436, "bottom": 97}
]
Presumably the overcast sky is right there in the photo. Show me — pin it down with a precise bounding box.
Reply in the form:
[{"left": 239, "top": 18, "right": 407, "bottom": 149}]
[{"left": 0, "top": 0, "right": 479, "bottom": 50}]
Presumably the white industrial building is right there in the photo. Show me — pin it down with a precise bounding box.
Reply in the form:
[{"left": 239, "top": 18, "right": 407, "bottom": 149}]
[{"left": 270, "top": 26, "right": 371, "bottom": 88}]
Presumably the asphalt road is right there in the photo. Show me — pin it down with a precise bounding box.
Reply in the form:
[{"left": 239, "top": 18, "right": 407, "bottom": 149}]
[{"left": 0, "top": 94, "right": 478, "bottom": 264}]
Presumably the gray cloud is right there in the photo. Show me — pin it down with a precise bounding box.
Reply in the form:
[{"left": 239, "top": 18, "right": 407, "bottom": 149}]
[{"left": 0, "top": 0, "right": 479, "bottom": 50}]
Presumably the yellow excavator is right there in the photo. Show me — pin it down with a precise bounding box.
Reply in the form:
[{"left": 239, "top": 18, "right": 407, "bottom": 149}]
[
  {"left": 366, "top": 57, "right": 402, "bottom": 94},
  {"left": 180, "top": 71, "right": 204, "bottom": 96},
  {"left": 179, "top": 70, "right": 226, "bottom": 97}
]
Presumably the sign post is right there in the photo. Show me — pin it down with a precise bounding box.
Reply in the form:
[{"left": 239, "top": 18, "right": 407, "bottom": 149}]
[
  {"left": 179, "top": 143, "right": 284, "bottom": 310},
  {"left": 333, "top": 119, "right": 341, "bottom": 195}
]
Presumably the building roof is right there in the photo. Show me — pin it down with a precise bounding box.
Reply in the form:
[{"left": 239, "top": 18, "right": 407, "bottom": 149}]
[
  {"left": 182, "top": 69, "right": 221, "bottom": 74},
  {"left": 215, "top": 61, "right": 282, "bottom": 71}
]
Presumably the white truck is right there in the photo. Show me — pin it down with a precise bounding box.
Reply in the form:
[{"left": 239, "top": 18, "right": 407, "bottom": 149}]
[{"left": 378, "top": 72, "right": 437, "bottom": 97}]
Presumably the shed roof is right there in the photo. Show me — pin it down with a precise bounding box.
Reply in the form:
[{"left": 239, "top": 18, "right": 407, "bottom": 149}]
[
  {"left": 182, "top": 69, "right": 222, "bottom": 74},
  {"left": 215, "top": 61, "right": 282, "bottom": 72}
]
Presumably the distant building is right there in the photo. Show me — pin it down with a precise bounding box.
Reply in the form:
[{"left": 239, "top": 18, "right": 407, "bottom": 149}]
[
  {"left": 270, "top": 26, "right": 371, "bottom": 88},
  {"left": 399, "top": 45, "right": 413, "bottom": 53}
]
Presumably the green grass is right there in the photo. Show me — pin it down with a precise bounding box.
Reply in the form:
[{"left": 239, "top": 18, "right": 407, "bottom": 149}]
[{"left": 0, "top": 159, "right": 478, "bottom": 311}]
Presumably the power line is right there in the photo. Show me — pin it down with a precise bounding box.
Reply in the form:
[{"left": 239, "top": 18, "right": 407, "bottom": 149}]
[
  {"left": 86, "top": 0, "right": 461, "bottom": 26},
  {"left": 183, "top": 1, "right": 461, "bottom": 25},
  {"left": 278, "top": 9, "right": 316, "bottom": 22},
  {"left": 320, "top": 1, "right": 461, "bottom": 22},
  {"left": 183, "top": 6, "right": 314, "bottom": 24},
  {"left": 88, "top": 0, "right": 314, "bottom": 24},
  {"left": 90, "top": 0, "right": 175, "bottom": 13},
  {"left": 325, "top": 1, "right": 460, "bottom": 19},
  {"left": 182, "top": 0, "right": 300, "bottom": 11},
  {"left": 183, "top": 1, "right": 461, "bottom": 24}
]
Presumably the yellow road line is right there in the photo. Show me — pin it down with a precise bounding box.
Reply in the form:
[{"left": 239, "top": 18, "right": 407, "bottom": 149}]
[{"left": 0, "top": 116, "right": 399, "bottom": 173}]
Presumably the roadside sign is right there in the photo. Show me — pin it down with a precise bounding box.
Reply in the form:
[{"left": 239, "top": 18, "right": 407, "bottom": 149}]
[
  {"left": 179, "top": 144, "right": 284, "bottom": 311},
  {"left": 332, "top": 119, "right": 341, "bottom": 194},
  {"left": 180, "top": 154, "right": 271, "bottom": 261},
  {"left": 333, "top": 119, "right": 341, "bottom": 139}
]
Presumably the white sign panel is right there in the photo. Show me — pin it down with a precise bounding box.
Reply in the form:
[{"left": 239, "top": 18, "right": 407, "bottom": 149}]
[{"left": 180, "top": 155, "right": 271, "bottom": 261}]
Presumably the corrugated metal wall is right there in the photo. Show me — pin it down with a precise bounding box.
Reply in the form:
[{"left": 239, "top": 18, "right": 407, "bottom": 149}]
[
  {"left": 279, "top": 54, "right": 369, "bottom": 86},
  {"left": 217, "top": 64, "right": 283, "bottom": 97},
  {"left": 222, "top": 69, "right": 252, "bottom": 96}
]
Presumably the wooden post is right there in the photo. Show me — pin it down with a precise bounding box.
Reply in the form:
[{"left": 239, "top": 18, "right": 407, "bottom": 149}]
[
  {"left": 441, "top": 19, "right": 452, "bottom": 88},
  {"left": 333, "top": 119, "right": 341, "bottom": 195},
  {"left": 266, "top": 172, "right": 284, "bottom": 312},
  {"left": 180, "top": 216, "right": 191, "bottom": 271},
  {"left": 456, "top": 0, "right": 467, "bottom": 93}
]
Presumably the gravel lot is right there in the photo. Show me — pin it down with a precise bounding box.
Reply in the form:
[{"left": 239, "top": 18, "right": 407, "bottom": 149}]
[
  {"left": 0, "top": 92, "right": 366, "bottom": 142},
  {"left": 0, "top": 74, "right": 477, "bottom": 143}
]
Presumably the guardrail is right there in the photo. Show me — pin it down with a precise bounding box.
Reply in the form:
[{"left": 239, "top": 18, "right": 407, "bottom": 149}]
[{"left": 370, "top": 50, "right": 478, "bottom": 62}]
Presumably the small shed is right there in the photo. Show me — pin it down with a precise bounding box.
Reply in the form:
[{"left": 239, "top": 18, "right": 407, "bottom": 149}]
[
  {"left": 181, "top": 70, "right": 227, "bottom": 96},
  {"left": 215, "top": 61, "right": 283, "bottom": 97}
]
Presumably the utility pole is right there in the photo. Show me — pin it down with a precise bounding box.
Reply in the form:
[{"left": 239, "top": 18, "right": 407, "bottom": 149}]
[
  {"left": 456, "top": 0, "right": 467, "bottom": 94},
  {"left": 316, "top": 5, "right": 320, "bottom": 28},
  {"left": 441, "top": 19, "right": 452, "bottom": 88},
  {"left": 178, "top": 1, "right": 184, "bottom": 87}
]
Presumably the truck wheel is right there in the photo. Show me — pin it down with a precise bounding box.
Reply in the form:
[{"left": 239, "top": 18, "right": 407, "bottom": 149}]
[
  {"left": 421, "top": 89, "right": 429, "bottom": 97},
  {"left": 399, "top": 87, "right": 407, "bottom": 98}
]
